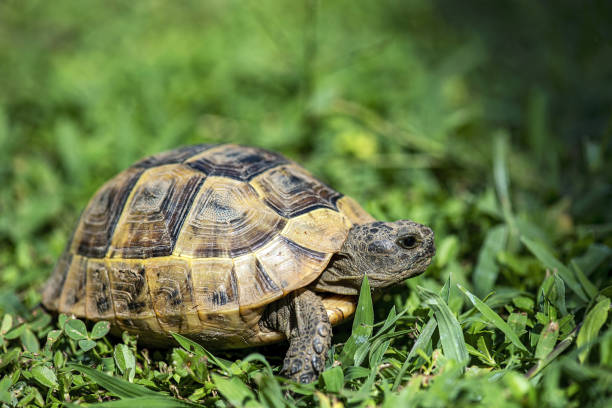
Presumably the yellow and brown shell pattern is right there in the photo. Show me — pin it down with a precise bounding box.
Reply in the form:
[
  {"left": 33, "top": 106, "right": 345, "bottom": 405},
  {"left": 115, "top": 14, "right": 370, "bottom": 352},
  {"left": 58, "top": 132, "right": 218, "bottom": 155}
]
[{"left": 42, "top": 144, "right": 374, "bottom": 348}]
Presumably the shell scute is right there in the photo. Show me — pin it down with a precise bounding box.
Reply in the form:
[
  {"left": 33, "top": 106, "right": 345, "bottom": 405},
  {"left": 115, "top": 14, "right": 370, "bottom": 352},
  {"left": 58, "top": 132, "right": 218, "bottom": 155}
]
[
  {"left": 251, "top": 164, "right": 343, "bottom": 218},
  {"left": 107, "top": 260, "right": 161, "bottom": 333},
  {"left": 254, "top": 235, "right": 330, "bottom": 295},
  {"left": 109, "top": 165, "right": 205, "bottom": 259},
  {"left": 234, "top": 253, "right": 284, "bottom": 309},
  {"left": 145, "top": 258, "right": 200, "bottom": 332},
  {"left": 132, "top": 144, "right": 216, "bottom": 169},
  {"left": 281, "top": 208, "right": 351, "bottom": 253},
  {"left": 191, "top": 258, "right": 239, "bottom": 313},
  {"left": 58, "top": 255, "right": 88, "bottom": 316},
  {"left": 187, "top": 144, "right": 288, "bottom": 181},
  {"left": 173, "top": 177, "right": 285, "bottom": 258},
  {"left": 71, "top": 167, "right": 143, "bottom": 258},
  {"left": 85, "top": 259, "right": 114, "bottom": 320}
]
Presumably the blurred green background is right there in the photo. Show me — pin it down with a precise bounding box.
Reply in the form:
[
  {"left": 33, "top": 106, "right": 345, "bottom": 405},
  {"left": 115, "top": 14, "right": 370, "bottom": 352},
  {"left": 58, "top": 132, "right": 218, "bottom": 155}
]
[{"left": 0, "top": 0, "right": 611, "bottom": 404}]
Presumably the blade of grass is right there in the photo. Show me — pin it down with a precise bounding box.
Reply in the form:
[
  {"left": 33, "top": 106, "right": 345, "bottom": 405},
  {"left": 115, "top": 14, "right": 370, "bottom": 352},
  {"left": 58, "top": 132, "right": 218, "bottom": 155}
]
[
  {"left": 212, "top": 374, "right": 262, "bottom": 408},
  {"left": 576, "top": 297, "right": 610, "bottom": 363},
  {"left": 570, "top": 261, "right": 598, "bottom": 300},
  {"left": 473, "top": 225, "right": 508, "bottom": 297},
  {"left": 493, "top": 132, "right": 517, "bottom": 239},
  {"left": 67, "top": 364, "right": 163, "bottom": 399},
  {"left": 64, "top": 397, "right": 199, "bottom": 408},
  {"left": 457, "top": 284, "right": 528, "bottom": 352},
  {"left": 392, "top": 317, "right": 437, "bottom": 391},
  {"left": 339, "top": 275, "right": 374, "bottom": 367},
  {"left": 535, "top": 322, "right": 560, "bottom": 360},
  {"left": 418, "top": 286, "right": 469, "bottom": 366},
  {"left": 522, "top": 237, "right": 588, "bottom": 302}
]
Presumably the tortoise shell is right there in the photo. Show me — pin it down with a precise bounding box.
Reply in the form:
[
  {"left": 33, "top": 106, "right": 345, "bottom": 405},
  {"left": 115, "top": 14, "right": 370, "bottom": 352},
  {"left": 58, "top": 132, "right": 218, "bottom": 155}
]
[{"left": 42, "top": 144, "right": 375, "bottom": 348}]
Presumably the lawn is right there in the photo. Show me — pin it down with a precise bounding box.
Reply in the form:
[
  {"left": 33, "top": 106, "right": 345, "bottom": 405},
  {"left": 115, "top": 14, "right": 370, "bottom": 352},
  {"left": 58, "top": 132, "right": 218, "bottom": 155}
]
[{"left": 0, "top": 1, "right": 611, "bottom": 407}]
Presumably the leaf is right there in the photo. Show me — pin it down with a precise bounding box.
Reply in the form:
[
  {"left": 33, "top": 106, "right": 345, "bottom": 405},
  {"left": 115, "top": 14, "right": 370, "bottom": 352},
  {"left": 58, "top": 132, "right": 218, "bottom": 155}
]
[
  {"left": 114, "top": 344, "right": 136, "bottom": 382},
  {"left": 526, "top": 323, "right": 581, "bottom": 378},
  {"left": 91, "top": 321, "right": 111, "bottom": 339},
  {"left": 20, "top": 328, "right": 40, "bottom": 353},
  {"left": 369, "top": 307, "right": 396, "bottom": 367},
  {"left": 572, "top": 243, "right": 611, "bottom": 276},
  {"left": 352, "top": 275, "right": 374, "bottom": 333},
  {"left": 4, "top": 324, "right": 25, "bottom": 340},
  {"left": 241, "top": 353, "right": 274, "bottom": 377},
  {"left": 171, "top": 332, "right": 231, "bottom": 374},
  {"left": 522, "top": 236, "right": 587, "bottom": 301},
  {"left": 418, "top": 286, "right": 469, "bottom": 366},
  {"left": 457, "top": 284, "right": 528, "bottom": 352},
  {"left": 493, "top": 132, "right": 512, "bottom": 217},
  {"left": 322, "top": 366, "right": 344, "bottom": 393},
  {"left": 476, "top": 336, "right": 495, "bottom": 366},
  {"left": 473, "top": 225, "right": 508, "bottom": 297},
  {"left": 466, "top": 344, "right": 495, "bottom": 366},
  {"left": 46, "top": 329, "right": 62, "bottom": 346},
  {"left": 256, "top": 375, "right": 284, "bottom": 408},
  {"left": 58, "top": 314, "right": 68, "bottom": 329},
  {"left": 79, "top": 339, "right": 97, "bottom": 352},
  {"left": 0, "top": 349, "right": 20, "bottom": 369},
  {"left": 0, "top": 375, "right": 14, "bottom": 406},
  {"left": 31, "top": 365, "right": 58, "bottom": 389},
  {"left": 339, "top": 275, "right": 374, "bottom": 367},
  {"left": 64, "top": 397, "right": 197, "bottom": 408},
  {"left": 571, "top": 261, "right": 598, "bottom": 300},
  {"left": 64, "top": 318, "right": 88, "bottom": 341},
  {"left": 535, "top": 321, "right": 559, "bottom": 360},
  {"left": 577, "top": 297, "right": 610, "bottom": 363},
  {"left": 68, "top": 364, "right": 162, "bottom": 398},
  {"left": 0, "top": 314, "right": 12, "bottom": 335},
  {"left": 212, "top": 374, "right": 261, "bottom": 408}
]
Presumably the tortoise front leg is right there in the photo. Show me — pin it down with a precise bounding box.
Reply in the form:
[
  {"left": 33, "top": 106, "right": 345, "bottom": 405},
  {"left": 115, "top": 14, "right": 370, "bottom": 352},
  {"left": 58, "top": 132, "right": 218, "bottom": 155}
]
[{"left": 261, "top": 288, "right": 332, "bottom": 383}]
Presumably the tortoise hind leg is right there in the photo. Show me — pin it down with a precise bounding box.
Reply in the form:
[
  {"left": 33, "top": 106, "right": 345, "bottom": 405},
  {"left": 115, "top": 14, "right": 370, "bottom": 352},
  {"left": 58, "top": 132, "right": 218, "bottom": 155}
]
[{"left": 261, "top": 288, "right": 332, "bottom": 383}]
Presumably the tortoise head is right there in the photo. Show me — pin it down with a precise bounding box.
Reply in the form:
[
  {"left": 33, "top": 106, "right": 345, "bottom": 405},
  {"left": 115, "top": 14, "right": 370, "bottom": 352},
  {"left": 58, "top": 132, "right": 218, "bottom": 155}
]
[{"left": 314, "top": 220, "right": 435, "bottom": 295}]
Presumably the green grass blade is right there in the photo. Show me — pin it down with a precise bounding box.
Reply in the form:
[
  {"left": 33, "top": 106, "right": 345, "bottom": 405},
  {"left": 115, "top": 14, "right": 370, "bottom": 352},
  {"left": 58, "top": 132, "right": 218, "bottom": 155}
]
[
  {"left": 521, "top": 236, "right": 588, "bottom": 301},
  {"left": 392, "top": 316, "right": 438, "bottom": 390},
  {"left": 212, "top": 374, "right": 262, "bottom": 408},
  {"left": 418, "top": 286, "right": 469, "bottom": 366},
  {"left": 64, "top": 397, "right": 199, "bottom": 408},
  {"left": 571, "top": 260, "right": 598, "bottom": 300},
  {"left": 473, "top": 225, "right": 508, "bottom": 297},
  {"left": 493, "top": 133, "right": 517, "bottom": 238},
  {"left": 572, "top": 244, "right": 611, "bottom": 276},
  {"left": 577, "top": 297, "right": 610, "bottom": 363},
  {"left": 535, "top": 322, "right": 560, "bottom": 360},
  {"left": 67, "top": 364, "right": 162, "bottom": 398},
  {"left": 339, "top": 275, "right": 374, "bottom": 367},
  {"left": 321, "top": 366, "right": 344, "bottom": 393},
  {"left": 457, "top": 284, "right": 528, "bottom": 352},
  {"left": 241, "top": 353, "right": 275, "bottom": 377}
]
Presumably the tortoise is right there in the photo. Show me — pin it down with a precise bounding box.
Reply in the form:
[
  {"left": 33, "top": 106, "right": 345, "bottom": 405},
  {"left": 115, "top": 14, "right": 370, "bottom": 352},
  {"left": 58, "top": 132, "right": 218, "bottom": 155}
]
[{"left": 42, "top": 144, "right": 435, "bottom": 383}]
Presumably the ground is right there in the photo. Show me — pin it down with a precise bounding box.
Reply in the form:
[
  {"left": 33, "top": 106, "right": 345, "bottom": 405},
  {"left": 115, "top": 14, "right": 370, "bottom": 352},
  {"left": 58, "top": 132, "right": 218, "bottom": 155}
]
[{"left": 0, "top": 1, "right": 611, "bottom": 407}]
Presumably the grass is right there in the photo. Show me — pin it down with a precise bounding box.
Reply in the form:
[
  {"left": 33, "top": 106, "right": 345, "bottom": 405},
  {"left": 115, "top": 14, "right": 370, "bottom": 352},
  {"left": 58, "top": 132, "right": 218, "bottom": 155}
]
[{"left": 1, "top": 0, "right": 611, "bottom": 407}]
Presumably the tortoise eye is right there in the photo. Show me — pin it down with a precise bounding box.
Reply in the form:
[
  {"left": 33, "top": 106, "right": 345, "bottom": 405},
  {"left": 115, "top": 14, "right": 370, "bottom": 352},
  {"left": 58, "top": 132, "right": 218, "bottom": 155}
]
[{"left": 396, "top": 235, "right": 419, "bottom": 249}]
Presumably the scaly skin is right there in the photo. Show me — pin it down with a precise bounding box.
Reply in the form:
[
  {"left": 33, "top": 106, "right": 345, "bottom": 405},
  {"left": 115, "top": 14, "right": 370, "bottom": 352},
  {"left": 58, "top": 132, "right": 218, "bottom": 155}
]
[{"left": 261, "top": 289, "right": 331, "bottom": 383}]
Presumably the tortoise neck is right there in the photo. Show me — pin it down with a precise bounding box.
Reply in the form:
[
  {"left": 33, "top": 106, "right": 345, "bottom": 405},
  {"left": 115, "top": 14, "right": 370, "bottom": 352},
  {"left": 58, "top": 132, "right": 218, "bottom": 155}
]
[{"left": 311, "top": 253, "right": 361, "bottom": 296}]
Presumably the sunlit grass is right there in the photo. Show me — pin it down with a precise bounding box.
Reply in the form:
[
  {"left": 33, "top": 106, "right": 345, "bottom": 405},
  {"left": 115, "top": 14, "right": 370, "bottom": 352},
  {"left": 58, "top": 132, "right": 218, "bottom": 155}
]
[{"left": 1, "top": 1, "right": 611, "bottom": 407}]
